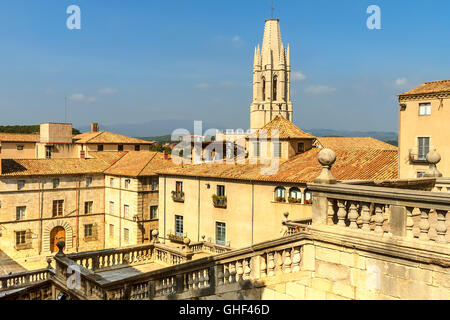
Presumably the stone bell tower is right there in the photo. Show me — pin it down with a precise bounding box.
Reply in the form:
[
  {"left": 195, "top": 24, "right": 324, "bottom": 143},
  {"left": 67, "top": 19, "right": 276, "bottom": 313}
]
[{"left": 250, "top": 19, "right": 293, "bottom": 130}]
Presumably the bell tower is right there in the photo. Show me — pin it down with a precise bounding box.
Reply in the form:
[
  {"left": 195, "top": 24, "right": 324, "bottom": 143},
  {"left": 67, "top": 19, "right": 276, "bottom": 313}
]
[{"left": 250, "top": 19, "right": 293, "bottom": 130}]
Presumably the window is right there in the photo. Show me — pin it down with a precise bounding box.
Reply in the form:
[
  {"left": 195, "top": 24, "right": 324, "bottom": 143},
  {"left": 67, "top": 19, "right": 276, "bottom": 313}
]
[
  {"left": 304, "top": 190, "right": 313, "bottom": 205},
  {"left": 110, "top": 178, "right": 114, "bottom": 187},
  {"left": 175, "top": 215, "right": 184, "bottom": 237},
  {"left": 135, "top": 145, "right": 141, "bottom": 151},
  {"left": 53, "top": 179, "right": 60, "bottom": 189},
  {"left": 109, "top": 224, "right": 114, "bottom": 238},
  {"left": 275, "top": 187, "right": 286, "bottom": 201},
  {"left": 151, "top": 180, "right": 158, "bottom": 191},
  {"left": 273, "top": 76, "right": 278, "bottom": 101},
  {"left": 86, "top": 177, "right": 92, "bottom": 187},
  {"left": 124, "top": 205, "right": 130, "bottom": 218},
  {"left": 417, "top": 172, "right": 426, "bottom": 178},
  {"left": 45, "top": 146, "right": 52, "bottom": 159},
  {"left": 97, "top": 145, "right": 104, "bottom": 152},
  {"left": 17, "top": 180, "right": 25, "bottom": 190},
  {"left": 125, "top": 179, "right": 131, "bottom": 189},
  {"left": 216, "top": 222, "right": 226, "bottom": 246},
  {"left": 419, "top": 103, "right": 431, "bottom": 116},
  {"left": 118, "top": 145, "right": 124, "bottom": 152},
  {"left": 289, "top": 188, "right": 302, "bottom": 203},
  {"left": 110, "top": 201, "right": 114, "bottom": 214},
  {"left": 124, "top": 228, "right": 130, "bottom": 242},
  {"left": 176, "top": 181, "right": 183, "bottom": 193},
  {"left": 16, "top": 231, "right": 26, "bottom": 245},
  {"left": 418, "top": 137, "right": 430, "bottom": 160},
  {"left": 150, "top": 206, "right": 158, "bottom": 220},
  {"left": 16, "top": 206, "right": 26, "bottom": 220},
  {"left": 217, "top": 185, "right": 226, "bottom": 197},
  {"left": 262, "top": 77, "right": 266, "bottom": 101},
  {"left": 52, "top": 200, "right": 64, "bottom": 217},
  {"left": 273, "top": 142, "right": 282, "bottom": 158},
  {"left": 84, "top": 224, "right": 93, "bottom": 238},
  {"left": 298, "top": 143, "right": 305, "bottom": 153},
  {"left": 17, "top": 145, "right": 24, "bottom": 151},
  {"left": 84, "top": 201, "right": 93, "bottom": 214}
]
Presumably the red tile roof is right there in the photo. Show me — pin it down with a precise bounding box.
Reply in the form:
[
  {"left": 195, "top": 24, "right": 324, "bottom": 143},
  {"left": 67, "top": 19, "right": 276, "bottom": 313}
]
[
  {"left": 252, "top": 115, "right": 315, "bottom": 139},
  {"left": 399, "top": 80, "right": 450, "bottom": 96},
  {"left": 73, "top": 131, "right": 152, "bottom": 145}
]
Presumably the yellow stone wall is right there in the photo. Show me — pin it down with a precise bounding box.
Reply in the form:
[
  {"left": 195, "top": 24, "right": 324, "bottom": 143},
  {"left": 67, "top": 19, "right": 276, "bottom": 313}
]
[
  {"left": 1, "top": 142, "right": 37, "bottom": 159},
  {"left": 159, "top": 176, "right": 312, "bottom": 248}
]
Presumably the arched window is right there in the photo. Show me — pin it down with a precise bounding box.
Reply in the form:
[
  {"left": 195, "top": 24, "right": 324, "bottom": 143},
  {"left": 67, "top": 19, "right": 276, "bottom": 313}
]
[
  {"left": 304, "top": 189, "right": 313, "bottom": 205},
  {"left": 273, "top": 76, "right": 278, "bottom": 101},
  {"left": 274, "top": 187, "right": 286, "bottom": 202},
  {"left": 288, "top": 188, "right": 302, "bottom": 203},
  {"left": 262, "top": 77, "right": 266, "bottom": 101}
]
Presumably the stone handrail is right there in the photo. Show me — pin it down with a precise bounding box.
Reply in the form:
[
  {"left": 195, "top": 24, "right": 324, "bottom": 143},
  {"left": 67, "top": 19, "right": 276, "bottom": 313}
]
[
  {"left": 308, "top": 182, "right": 450, "bottom": 244},
  {"left": 0, "top": 268, "right": 54, "bottom": 292},
  {"left": 190, "top": 241, "right": 233, "bottom": 254},
  {"left": 434, "top": 178, "right": 450, "bottom": 193},
  {"left": 100, "top": 233, "right": 312, "bottom": 300}
]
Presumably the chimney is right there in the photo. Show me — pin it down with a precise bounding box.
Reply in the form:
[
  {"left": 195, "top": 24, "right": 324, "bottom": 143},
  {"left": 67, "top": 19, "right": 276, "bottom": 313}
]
[
  {"left": 91, "top": 123, "right": 99, "bottom": 133},
  {"left": 163, "top": 150, "right": 169, "bottom": 160},
  {"left": 80, "top": 150, "right": 86, "bottom": 159}
]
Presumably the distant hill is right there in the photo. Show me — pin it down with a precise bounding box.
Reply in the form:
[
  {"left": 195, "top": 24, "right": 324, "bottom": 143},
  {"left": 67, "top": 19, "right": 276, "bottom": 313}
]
[
  {"left": 0, "top": 125, "right": 80, "bottom": 135},
  {"left": 140, "top": 135, "right": 174, "bottom": 143}
]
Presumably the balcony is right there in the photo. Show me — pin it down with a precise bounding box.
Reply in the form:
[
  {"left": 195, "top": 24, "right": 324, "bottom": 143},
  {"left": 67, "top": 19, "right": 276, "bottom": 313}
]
[
  {"left": 168, "top": 232, "right": 187, "bottom": 244},
  {"left": 409, "top": 146, "right": 435, "bottom": 164},
  {"left": 171, "top": 191, "right": 185, "bottom": 203},
  {"left": 212, "top": 195, "right": 227, "bottom": 208}
]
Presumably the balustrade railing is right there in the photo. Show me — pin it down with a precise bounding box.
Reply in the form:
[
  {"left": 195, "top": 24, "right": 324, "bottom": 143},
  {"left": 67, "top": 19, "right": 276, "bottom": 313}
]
[
  {"left": 283, "top": 219, "right": 312, "bottom": 235},
  {"left": 308, "top": 183, "right": 450, "bottom": 244},
  {"left": 0, "top": 269, "right": 54, "bottom": 292}
]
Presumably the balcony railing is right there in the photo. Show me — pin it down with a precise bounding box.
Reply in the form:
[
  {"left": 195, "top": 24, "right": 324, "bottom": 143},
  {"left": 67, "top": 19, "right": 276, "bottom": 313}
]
[
  {"left": 171, "top": 191, "right": 185, "bottom": 203},
  {"left": 0, "top": 268, "right": 54, "bottom": 292},
  {"left": 409, "top": 146, "right": 436, "bottom": 163},
  {"left": 212, "top": 195, "right": 227, "bottom": 208}
]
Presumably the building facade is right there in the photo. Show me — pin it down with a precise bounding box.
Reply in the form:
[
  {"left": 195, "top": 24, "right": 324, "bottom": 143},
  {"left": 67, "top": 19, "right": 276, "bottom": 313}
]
[{"left": 398, "top": 80, "right": 450, "bottom": 178}]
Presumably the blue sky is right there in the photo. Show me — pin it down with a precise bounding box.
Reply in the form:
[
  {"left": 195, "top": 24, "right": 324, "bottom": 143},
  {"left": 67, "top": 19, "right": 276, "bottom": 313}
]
[{"left": 0, "top": 0, "right": 449, "bottom": 134}]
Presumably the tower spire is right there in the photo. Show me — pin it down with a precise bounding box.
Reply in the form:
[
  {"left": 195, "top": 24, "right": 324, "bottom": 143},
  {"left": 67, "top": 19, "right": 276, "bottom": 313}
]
[{"left": 271, "top": 0, "right": 275, "bottom": 19}]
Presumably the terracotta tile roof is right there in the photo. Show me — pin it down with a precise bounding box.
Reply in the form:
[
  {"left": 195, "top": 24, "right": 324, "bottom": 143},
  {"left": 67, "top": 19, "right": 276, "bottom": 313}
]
[
  {"left": 0, "top": 152, "right": 126, "bottom": 177},
  {"left": 317, "top": 137, "right": 398, "bottom": 151},
  {"left": 104, "top": 151, "right": 177, "bottom": 177},
  {"left": 157, "top": 148, "right": 398, "bottom": 183},
  {"left": 0, "top": 133, "right": 40, "bottom": 143},
  {"left": 73, "top": 131, "right": 152, "bottom": 145},
  {"left": 252, "top": 115, "right": 315, "bottom": 139},
  {"left": 399, "top": 80, "right": 450, "bottom": 96}
]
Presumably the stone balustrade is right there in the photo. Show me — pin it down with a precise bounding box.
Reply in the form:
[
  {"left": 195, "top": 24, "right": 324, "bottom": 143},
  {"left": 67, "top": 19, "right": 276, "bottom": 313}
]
[
  {"left": 189, "top": 241, "right": 233, "bottom": 254},
  {"left": 309, "top": 183, "right": 450, "bottom": 244},
  {"left": 283, "top": 219, "right": 312, "bottom": 235},
  {"left": 434, "top": 178, "right": 450, "bottom": 193},
  {"left": 0, "top": 268, "right": 54, "bottom": 292}
]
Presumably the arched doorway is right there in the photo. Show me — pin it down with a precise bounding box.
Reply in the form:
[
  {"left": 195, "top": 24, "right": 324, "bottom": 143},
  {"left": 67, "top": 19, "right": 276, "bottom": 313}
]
[{"left": 50, "top": 227, "right": 65, "bottom": 253}]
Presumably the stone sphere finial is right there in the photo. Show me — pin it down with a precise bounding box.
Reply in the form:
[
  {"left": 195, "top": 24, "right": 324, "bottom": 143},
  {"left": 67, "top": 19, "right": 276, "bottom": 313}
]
[
  {"left": 56, "top": 241, "right": 66, "bottom": 257},
  {"left": 427, "top": 150, "right": 441, "bottom": 165},
  {"left": 425, "top": 150, "right": 443, "bottom": 178},
  {"left": 183, "top": 237, "right": 191, "bottom": 246},
  {"left": 151, "top": 230, "right": 160, "bottom": 244},
  {"left": 318, "top": 148, "right": 336, "bottom": 167},
  {"left": 283, "top": 212, "right": 289, "bottom": 221},
  {"left": 314, "top": 148, "right": 337, "bottom": 184}
]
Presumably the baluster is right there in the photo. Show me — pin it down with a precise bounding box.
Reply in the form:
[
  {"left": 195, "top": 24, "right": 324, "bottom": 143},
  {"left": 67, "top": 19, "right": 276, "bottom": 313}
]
[
  {"left": 292, "top": 247, "right": 301, "bottom": 272},
  {"left": 193, "top": 272, "right": 200, "bottom": 289},
  {"left": 337, "top": 200, "right": 347, "bottom": 227},
  {"left": 327, "top": 199, "right": 335, "bottom": 225},
  {"left": 204, "top": 269, "right": 210, "bottom": 287},
  {"left": 223, "top": 264, "right": 230, "bottom": 284},
  {"left": 243, "top": 259, "right": 251, "bottom": 280},
  {"left": 276, "top": 252, "right": 283, "bottom": 274},
  {"left": 436, "top": 210, "right": 448, "bottom": 244},
  {"left": 187, "top": 272, "right": 194, "bottom": 290},
  {"left": 260, "top": 254, "right": 267, "bottom": 278},
  {"left": 361, "top": 202, "right": 371, "bottom": 231},
  {"left": 419, "top": 208, "right": 431, "bottom": 241},
  {"left": 229, "top": 262, "right": 237, "bottom": 283},
  {"left": 405, "top": 206, "right": 415, "bottom": 238},
  {"left": 283, "top": 249, "right": 292, "bottom": 273},
  {"left": 217, "top": 265, "right": 224, "bottom": 286},
  {"left": 374, "top": 204, "right": 384, "bottom": 235},
  {"left": 348, "top": 202, "right": 359, "bottom": 229},
  {"left": 236, "top": 260, "right": 244, "bottom": 282},
  {"left": 198, "top": 270, "right": 204, "bottom": 288},
  {"left": 267, "top": 252, "right": 275, "bottom": 276}
]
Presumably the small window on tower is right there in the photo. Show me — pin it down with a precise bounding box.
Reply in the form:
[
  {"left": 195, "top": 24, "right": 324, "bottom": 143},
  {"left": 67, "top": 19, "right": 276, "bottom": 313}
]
[
  {"left": 262, "top": 77, "right": 266, "bottom": 101},
  {"left": 273, "top": 76, "right": 277, "bottom": 101}
]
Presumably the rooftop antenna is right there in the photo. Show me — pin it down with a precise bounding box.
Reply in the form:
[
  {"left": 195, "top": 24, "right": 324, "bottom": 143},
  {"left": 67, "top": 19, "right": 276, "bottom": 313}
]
[
  {"left": 271, "top": 0, "right": 275, "bottom": 18},
  {"left": 64, "top": 96, "right": 67, "bottom": 123}
]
